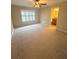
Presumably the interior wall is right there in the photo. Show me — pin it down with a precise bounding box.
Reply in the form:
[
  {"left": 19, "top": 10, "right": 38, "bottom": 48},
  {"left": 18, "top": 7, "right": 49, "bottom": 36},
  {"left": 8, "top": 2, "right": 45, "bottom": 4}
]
[
  {"left": 40, "top": 7, "right": 51, "bottom": 25},
  {"left": 51, "top": 8, "right": 59, "bottom": 19},
  {"left": 11, "top": 20, "right": 14, "bottom": 35},
  {"left": 56, "top": 1, "right": 67, "bottom": 32},
  {"left": 11, "top": 5, "right": 40, "bottom": 28}
]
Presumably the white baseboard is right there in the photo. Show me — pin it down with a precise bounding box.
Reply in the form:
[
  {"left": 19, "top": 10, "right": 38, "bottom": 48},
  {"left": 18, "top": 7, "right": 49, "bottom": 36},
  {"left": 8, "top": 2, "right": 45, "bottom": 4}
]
[{"left": 57, "top": 28, "right": 67, "bottom": 33}]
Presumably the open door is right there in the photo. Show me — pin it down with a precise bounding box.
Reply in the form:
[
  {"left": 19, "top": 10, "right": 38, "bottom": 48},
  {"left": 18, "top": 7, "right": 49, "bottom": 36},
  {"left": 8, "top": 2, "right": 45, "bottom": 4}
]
[{"left": 51, "top": 8, "right": 59, "bottom": 25}]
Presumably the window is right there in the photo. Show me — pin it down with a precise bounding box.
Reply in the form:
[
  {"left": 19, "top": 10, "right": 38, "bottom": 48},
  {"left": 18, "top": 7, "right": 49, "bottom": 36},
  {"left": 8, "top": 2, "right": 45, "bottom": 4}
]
[{"left": 21, "top": 10, "right": 35, "bottom": 22}]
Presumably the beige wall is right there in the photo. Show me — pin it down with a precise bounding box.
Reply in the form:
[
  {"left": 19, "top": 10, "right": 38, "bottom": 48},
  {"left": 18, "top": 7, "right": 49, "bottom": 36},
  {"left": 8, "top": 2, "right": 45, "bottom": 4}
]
[
  {"left": 11, "top": 5, "right": 40, "bottom": 28},
  {"left": 57, "top": 2, "right": 67, "bottom": 32},
  {"left": 11, "top": 20, "right": 14, "bottom": 35},
  {"left": 40, "top": 8, "right": 51, "bottom": 25},
  {"left": 56, "top": 1, "right": 67, "bottom": 32},
  {"left": 40, "top": 1, "right": 67, "bottom": 32}
]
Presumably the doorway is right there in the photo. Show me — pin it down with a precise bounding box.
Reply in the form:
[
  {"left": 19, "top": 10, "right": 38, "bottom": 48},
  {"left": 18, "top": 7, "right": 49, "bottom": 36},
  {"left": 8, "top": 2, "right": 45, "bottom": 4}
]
[{"left": 50, "top": 8, "right": 59, "bottom": 26}]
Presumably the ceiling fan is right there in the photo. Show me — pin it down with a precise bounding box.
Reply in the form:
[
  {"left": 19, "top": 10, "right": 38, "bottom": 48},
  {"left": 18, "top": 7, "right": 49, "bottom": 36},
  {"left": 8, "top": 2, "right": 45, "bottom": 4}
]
[{"left": 34, "top": 0, "right": 47, "bottom": 7}]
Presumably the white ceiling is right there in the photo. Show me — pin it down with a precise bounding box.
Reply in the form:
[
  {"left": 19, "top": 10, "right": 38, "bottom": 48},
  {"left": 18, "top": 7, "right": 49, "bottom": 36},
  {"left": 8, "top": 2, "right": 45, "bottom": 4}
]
[{"left": 11, "top": 0, "right": 67, "bottom": 7}]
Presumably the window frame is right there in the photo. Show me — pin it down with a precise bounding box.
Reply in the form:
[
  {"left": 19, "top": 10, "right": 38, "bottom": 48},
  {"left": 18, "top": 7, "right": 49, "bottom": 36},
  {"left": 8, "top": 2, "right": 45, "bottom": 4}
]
[{"left": 21, "top": 10, "right": 35, "bottom": 22}]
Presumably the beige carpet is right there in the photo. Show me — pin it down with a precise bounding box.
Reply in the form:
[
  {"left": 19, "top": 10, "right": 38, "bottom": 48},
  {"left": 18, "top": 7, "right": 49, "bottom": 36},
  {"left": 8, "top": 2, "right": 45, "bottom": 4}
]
[{"left": 11, "top": 24, "right": 67, "bottom": 59}]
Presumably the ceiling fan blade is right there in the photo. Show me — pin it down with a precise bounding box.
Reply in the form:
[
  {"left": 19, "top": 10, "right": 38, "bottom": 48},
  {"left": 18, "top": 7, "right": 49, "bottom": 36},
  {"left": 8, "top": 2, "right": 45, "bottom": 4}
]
[
  {"left": 40, "top": 3, "right": 47, "bottom": 5},
  {"left": 35, "top": 0, "right": 40, "bottom": 2}
]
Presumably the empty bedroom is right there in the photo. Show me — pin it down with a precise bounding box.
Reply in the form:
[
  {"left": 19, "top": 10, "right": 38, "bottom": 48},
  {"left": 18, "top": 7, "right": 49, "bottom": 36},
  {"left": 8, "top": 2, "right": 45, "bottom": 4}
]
[{"left": 11, "top": 0, "right": 67, "bottom": 59}]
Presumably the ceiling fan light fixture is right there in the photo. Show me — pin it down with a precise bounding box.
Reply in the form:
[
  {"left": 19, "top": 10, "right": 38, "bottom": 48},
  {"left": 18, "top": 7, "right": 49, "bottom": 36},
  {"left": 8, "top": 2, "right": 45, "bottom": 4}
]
[{"left": 34, "top": 2, "right": 41, "bottom": 8}]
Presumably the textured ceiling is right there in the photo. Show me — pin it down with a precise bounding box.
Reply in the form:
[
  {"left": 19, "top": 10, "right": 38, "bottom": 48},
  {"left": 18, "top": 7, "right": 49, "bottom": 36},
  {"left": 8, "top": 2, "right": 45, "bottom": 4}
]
[{"left": 11, "top": 0, "right": 67, "bottom": 7}]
